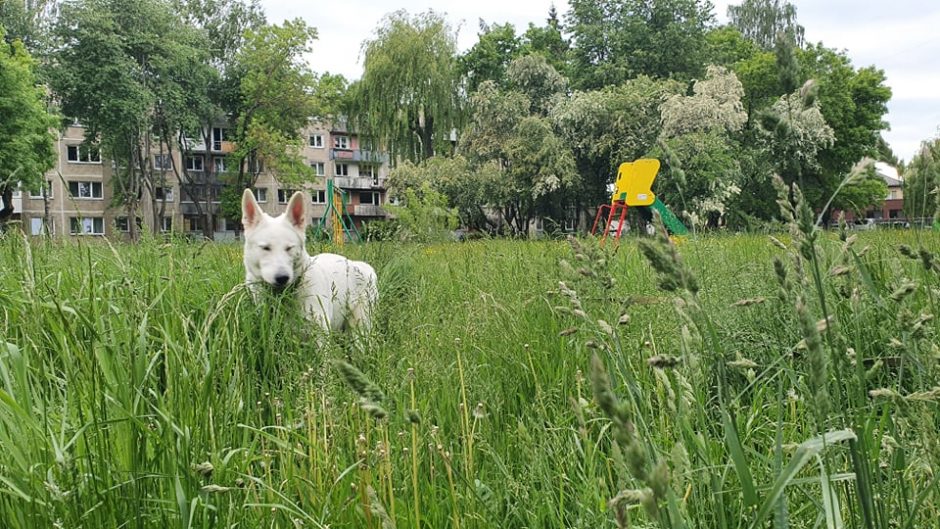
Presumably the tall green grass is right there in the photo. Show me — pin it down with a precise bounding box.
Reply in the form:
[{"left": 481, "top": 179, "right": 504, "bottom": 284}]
[{"left": 0, "top": 220, "right": 938, "bottom": 528}]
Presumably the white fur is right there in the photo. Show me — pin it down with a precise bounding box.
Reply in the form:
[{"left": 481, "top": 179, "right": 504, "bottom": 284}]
[{"left": 241, "top": 188, "right": 378, "bottom": 336}]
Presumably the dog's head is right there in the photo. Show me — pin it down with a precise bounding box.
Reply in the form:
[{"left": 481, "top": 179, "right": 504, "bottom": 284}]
[{"left": 241, "top": 188, "right": 308, "bottom": 291}]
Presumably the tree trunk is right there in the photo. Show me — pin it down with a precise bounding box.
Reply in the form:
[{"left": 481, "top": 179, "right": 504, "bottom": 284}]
[{"left": 0, "top": 185, "right": 14, "bottom": 225}]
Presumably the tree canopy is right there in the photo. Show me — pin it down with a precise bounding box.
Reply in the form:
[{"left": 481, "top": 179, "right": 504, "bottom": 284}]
[{"left": 0, "top": 27, "right": 57, "bottom": 225}]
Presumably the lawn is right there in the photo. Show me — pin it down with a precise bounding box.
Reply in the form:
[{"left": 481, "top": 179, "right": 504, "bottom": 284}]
[{"left": 1, "top": 225, "right": 939, "bottom": 528}]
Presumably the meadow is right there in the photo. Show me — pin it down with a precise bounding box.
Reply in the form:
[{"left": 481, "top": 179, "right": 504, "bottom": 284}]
[{"left": 1, "top": 214, "right": 940, "bottom": 528}]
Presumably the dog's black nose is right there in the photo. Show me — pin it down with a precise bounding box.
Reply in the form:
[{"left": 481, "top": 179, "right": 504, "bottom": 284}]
[{"left": 274, "top": 274, "right": 290, "bottom": 286}]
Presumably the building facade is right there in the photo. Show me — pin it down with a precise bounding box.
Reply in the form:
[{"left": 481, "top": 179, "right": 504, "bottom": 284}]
[{"left": 12, "top": 119, "right": 391, "bottom": 239}]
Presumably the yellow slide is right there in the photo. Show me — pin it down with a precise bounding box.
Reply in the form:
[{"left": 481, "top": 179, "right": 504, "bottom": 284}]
[{"left": 612, "top": 159, "right": 659, "bottom": 206}]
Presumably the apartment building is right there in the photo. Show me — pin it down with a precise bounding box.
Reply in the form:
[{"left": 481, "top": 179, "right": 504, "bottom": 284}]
[{"left": 13, "top": 119, "right": 391, "bottom": 239}]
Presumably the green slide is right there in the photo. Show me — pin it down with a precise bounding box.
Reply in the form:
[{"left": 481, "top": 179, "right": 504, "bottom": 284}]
[{"left": 650, "top": 198, "right": 689, "bottom": 235}]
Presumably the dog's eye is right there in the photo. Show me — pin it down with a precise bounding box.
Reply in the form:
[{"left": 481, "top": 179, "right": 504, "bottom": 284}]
[
  {"left": 286, "top": 245, "right": 294, "bottom": 252},
  {"left": 260, "top": 244, "right": 271, "bottom": 251}
]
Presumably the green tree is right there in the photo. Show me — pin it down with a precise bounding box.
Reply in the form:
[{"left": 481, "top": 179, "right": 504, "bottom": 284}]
[
  {"left": 566, "top": 0, "right": 715, "bottom": 88},
  {"left": 171, "top": 0, "right": 266, "bottom": 238},
  {"left": 353, "top": 10, "right": 462, "bottom": 162},
  {"left": 506, "top": 54, "right": 567, "bottom": 115},
  {"left": 460, "top": 80, "right": 578, "bottom": 235},
  {"left": 0, "top": 28, "right": 57, "bottom": 227},
  {"left": 458, "top": 21, "right": 520, "bottom": 92},
  {"left": 226, "top": 19, "right": 318, "bottom": 205},
  {"left": 51, "top": 0, "right": 207, "bottom": 240},
  {"left": 388, "top": 155, "right": 499, "bottom": 230},
  {"left": 520, "top": 5, "right": 571, "bottom": 77},
  {"left": 800, "top": 44, "right": 892, "bottom": 212},
  {"left": 728, "top": 0, "right": 804, "bottom": 50},
  {"left": 655, "top": 66, "right": 748, "bottom": 227},
  {"left": 903, "top": 137, "right": 940, "bottom": 222},
  {"left": 551, "top": 76, "right": 683, "bottom": 214}
]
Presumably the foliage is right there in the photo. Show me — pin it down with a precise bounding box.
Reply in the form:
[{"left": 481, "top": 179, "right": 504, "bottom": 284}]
[
  {"left": 660, "top": 65, "right": 747, "bottom": 138},
  {"left": 566, "top": 0, "right": 715, "bottom": 88},
  {"left": 728, "top": 0, "right": 804, "bottom": 50},
  {"left": 458, "top": 21, "right": 520, "bottom": 92},
  {"left": 229, "top": 19, "right": 317, "bottom": 188},
  {"left": 353, "top": 10, "right": 462, "bottom": 161},
  {"left": 388, "top": 155, "right": 499, "bottom": 230},
  {"left": 903, "top": 137, "right": 940, "bottom": 221},
  {"left": 551, "top": 76, "right": 683, "bottom": 207},
  {"left": 505, "top": 54, "right": 567, "bottom": 115},
  {"left": 50, "top": 0, "right": 209, "bottom": 239},
  {"left": 384, "top": 182, "right": 459, "bottom": 242},
  {"left": 0, "top": 28, "right": 57, "bottom": 225},
  {"left": 460, "top": 79, "right": 578, "bottom": 235}
]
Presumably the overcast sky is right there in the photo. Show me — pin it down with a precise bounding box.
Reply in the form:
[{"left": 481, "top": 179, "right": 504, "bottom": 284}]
[{"left": 261, "top": 0, "right": 939, "bottom": 164}]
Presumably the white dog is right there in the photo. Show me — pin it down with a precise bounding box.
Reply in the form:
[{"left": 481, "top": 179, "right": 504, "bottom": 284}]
[{"left": 241, "top": 188, "right": 378, "bottom": 336}]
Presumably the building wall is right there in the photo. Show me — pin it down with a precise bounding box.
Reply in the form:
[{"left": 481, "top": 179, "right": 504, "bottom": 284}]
[{"left": 16, "top": 119, "right": 390, "bottom": 239}]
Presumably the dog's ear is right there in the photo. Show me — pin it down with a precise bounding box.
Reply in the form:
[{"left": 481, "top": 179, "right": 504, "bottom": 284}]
[
  {"left": 286, "top": 191, "right": 307, "bottom": 231},
  {"left": 242, "top": 188, "right": 261, "bottom": 231}
]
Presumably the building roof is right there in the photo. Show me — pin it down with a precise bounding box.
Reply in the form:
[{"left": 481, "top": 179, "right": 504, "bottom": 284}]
[{"left": 875, "top": 161, "right": 903, "bottom": 187}]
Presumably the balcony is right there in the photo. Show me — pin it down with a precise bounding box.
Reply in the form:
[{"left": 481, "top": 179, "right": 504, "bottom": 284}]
[
  {"left": 354, "top": 204, "right": 385, "bottom": 217},
  {"left": 333, "top": 176, "right": 386, "bottom": 190},
  {"left": 329, "top": 149, "right": 389, "bottom": 164}
]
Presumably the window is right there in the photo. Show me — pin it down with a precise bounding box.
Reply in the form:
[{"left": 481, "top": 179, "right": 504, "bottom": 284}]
[
  {"left": 333, "top": 135, "right": 349, "bottom": 149},
  {"left": 212, "top": 127, "right": 230, "bottom": 151},
  {"left": 68, "top": 181, "right": 103, "bottom": 199},
  {"left": 29, "top": 180, "right": 53, "bottom": 199},
  {"left": 360, "top": 137, "right": 375, "bottom": 151},
  {"left": 360, "top": 191, "right": 381, "bottom": 206},
  {"left": 335, "top": 163, "right": 349, "bottom": 176},
  {"left": 160, "top": 217, "right": 172, "bottom": 232},
  {"left": 563, "top": 218, "right": 576, "bottom": 232},
  {"left": 154, "top": 154, "right": 172, "bottom": 170},
  {"left": 155, "top": 186, "right": 174, "bottom": 202},
  {"left": 29, "top": 217, "right": 53, "bottom": 236},
  {"left": 186, "top": 216, "right": 205, "bottom": 232},
  {"left": 180, "top": 185, "right": 205, "bottom": 202},
  {"left": 311, "top": 189, "right": 327, "bottom": 204},
  {"left": 254, "top": 187, "right": 268, "bottom": 203},
  {"left": 69, "top": 217, "right": 104, "bottom": 235},
  {"left": 278, "top": 188, "right": 297, "bottom": 204},
  {"left": 115, "top": 217, "right": 142, "bottom": 232},
  {"left": 387, "top": 195, "right": 400, "bottom": 206},
  {"left": 361, "top": 165, "right": 376, "bottom": 179},
  {"left": 309, "top": 134, "right": 324, "bottom": 148},
  {"left": 185, "top": 155, "right": 204, "bottom": 172},
  {"left": 310, "top": 162, "right": 325, "bottom": 176},
  {"left": 66, "top": 144, "right": 101, "bottom": 163},
  {"left": 222, "top": 218, "right": 240, "bottom": 231},
  {"left": 213, "top": 156, "right": 227, "bottom": 173}
]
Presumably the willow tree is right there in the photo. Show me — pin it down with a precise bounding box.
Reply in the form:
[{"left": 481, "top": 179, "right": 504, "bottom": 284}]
[{"left": 352, "top": 10, "right": 462, "bottom": 162}]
